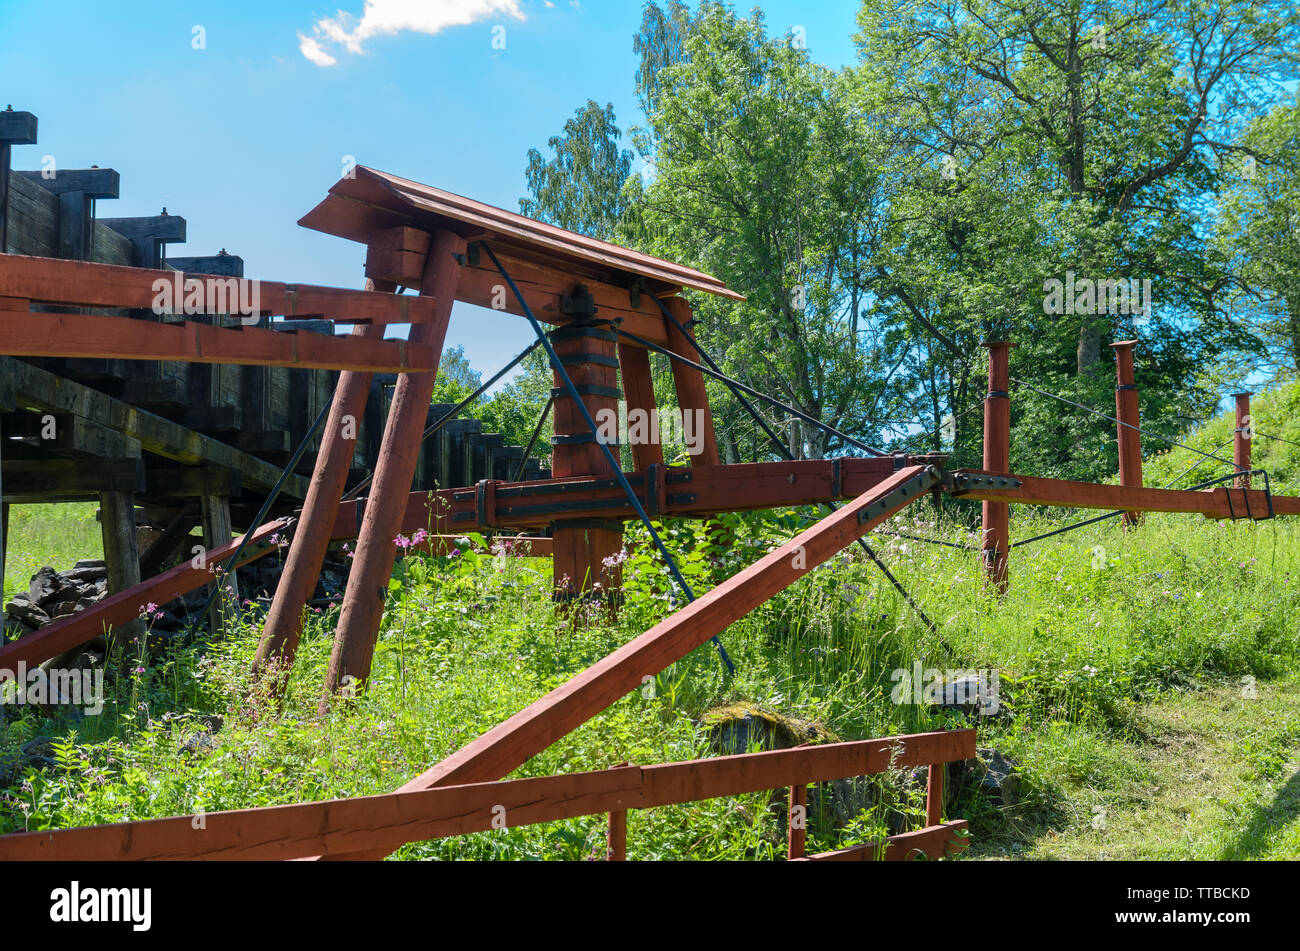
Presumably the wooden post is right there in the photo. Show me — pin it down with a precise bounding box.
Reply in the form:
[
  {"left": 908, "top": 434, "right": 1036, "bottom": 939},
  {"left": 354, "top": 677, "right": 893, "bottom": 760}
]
[
  {"left": 1233, "top": 392, "right": 1252, "bottom": 489},
  {"left": 548, "top": 319, "right": 624, "bottom": 607},
  {"left": 606, "top": 809, "right": 627, "bottom": 861},
  {"left": 617, "top": 342, "right": 664, "bottom": 471},
  {"left": 926, "top": 762, "right": 944, "bottom": 827},
  {"left": 662, "top": 298, "right": 720, "bottom": 466},
  {"left": 0, "top": 109, "right": 39, "bottom": 253},
  {"left": 200, "top": 491, "right": 239, "bottom": 637},
  {"left": 981, "top": 341, "right": 1012, "bottom": 592},
  {"left": 253, "top": 279, "right": 394, "bottom": 685},
  {"left": 99, "top": 489, "right": 144, "bottom": 653},
  {"left": 1111, "top": 340, "right": 1143, "bottom": 526},
  {"left": 787, "top": 783, "right": 807, "bottom": 860},
  {"left": 320, "top": 231, "right": 464, "bottom": 708}
]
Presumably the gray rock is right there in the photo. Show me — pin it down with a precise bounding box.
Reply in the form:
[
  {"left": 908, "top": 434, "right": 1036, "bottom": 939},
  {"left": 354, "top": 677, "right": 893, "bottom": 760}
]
[
  {"left": 28, "top": 566, "right": 66, "bottom": 605},
  {"left": 74, "top": 559, "right": 106, "bottom": 570},
  {"left": 5, "top": 599, "right": 51, "bottom": 629}
]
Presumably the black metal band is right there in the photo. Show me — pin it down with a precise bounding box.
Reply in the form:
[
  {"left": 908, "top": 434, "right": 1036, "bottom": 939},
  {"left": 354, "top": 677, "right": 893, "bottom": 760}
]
[
  {"left": 557, "top": 352, "right": 620, "bottom": 368},
  {"left": 1116, "top": 384, "right": 1138, "bottom": 391},
  {"left": 550, "top": 384, "right": 622, "bottom": 400},
  {"left": 986, "top": 390, "right": 1009, "bottom": 399},
  {"left": 550, "top": 432, "right": 620, "bottom": 446},
  {"left": 548, "top": 324, "right": 617, "bottom": 344}
]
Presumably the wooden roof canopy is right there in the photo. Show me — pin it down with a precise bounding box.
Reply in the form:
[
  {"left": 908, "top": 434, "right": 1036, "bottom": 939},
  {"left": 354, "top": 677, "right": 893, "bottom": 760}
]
[{"left": 297, "top": 166, "right": 743, "bottom": 306}]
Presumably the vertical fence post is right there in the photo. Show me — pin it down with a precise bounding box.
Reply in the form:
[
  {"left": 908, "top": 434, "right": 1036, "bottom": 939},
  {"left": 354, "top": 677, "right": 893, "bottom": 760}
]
[
  {"left": 981, "top": 341, "right": 1013, "bottom": 592},
  {"left": 787, "top": 784, "right": 807, "bottom": 860},
  {"left": 926, "top": 762, "right": 944, "bottom": 828},
  {"left": 606, "top": 809, "right": 627, "bottom": 861},
  {"left": 1111, "top": 340, "right": 1143, "bottom": 527},
  {"left": 1233, "top": 392, "right": 1252, "bottom": 489}
]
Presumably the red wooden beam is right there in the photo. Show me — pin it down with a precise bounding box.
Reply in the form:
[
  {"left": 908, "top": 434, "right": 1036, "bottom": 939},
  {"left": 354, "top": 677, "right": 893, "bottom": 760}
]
[
  {"left": 796, "top": 820, "right": 970, "bottom": 862},
  {"left": 1112, "top": 340, "right": 1143, "bottom": 526},
  {"left": 320, "top": 231, "right": 464, "bottom": 708},
  {"left": 955, "top": 470, "right": 1291, "bottom": 519},
  {"left": 0, "top": 253, "right": 440, "bottom": 323},
  {"left": 0, "top": 729, "right": 974, "bottom": 861},
  {"left": 0, "top": 311, "right": 435, "bottom": 372}
]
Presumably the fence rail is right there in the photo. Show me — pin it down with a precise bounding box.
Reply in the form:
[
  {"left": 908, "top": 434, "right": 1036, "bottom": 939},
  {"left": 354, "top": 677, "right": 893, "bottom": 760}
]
[{"left": 0, "top": 728, "right": 976, "bottom": 861}]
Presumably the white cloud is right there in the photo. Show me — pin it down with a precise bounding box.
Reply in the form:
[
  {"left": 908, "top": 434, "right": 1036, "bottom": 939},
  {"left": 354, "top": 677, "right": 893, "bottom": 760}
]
[
  {"left": 299, "top": 0, "right": 526, "bottom": 66},
  {"left": 298, "top": 34, "right": 338, "bottom": 66}
]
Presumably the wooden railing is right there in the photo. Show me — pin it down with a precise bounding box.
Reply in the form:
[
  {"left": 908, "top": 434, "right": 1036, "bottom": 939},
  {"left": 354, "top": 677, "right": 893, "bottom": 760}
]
[{"left": 0, "top": 728, "right": 976, "bottom": 861}]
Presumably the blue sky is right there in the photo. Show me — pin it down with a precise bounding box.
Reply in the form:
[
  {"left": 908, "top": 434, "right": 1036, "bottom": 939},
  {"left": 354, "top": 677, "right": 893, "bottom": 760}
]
[{"left": 0, "top": 0, "right": 862, "bottom": 382}]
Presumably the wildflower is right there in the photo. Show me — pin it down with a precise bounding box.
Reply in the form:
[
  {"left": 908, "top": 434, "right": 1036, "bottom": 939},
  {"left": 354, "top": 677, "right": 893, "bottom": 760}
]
[
  {"left": 394, "top": 534, "right": 412, "bottom": 549},
  {"left": 1083, "top": 666, "right": 1098, "bottom": 677},
  {"left": 412, "top": 528, "right": 429, "bottom": 546},
  {"left": 135, "top": 666, "right": 145, "bottom": 675}
]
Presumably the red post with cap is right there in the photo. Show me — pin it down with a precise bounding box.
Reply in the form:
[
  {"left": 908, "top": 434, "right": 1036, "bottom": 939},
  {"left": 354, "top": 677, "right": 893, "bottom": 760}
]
[
  {"left": 981, "top": 341, "right": 1012, "bottom": 592},
  {"left": 1111, "top": 340, "right": 1143, "bottom": 527},
  {"left": 1233, "top": 392, "right": 1252, "bottom": 489}
]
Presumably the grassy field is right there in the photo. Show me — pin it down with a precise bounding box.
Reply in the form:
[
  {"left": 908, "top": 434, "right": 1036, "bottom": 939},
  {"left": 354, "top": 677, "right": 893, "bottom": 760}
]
[
  {"left": 1, "top": 495, "right": 1297, "bottom": 859},
  {"left": 3, "top": 502, "right": 102, "bottom": 605}
]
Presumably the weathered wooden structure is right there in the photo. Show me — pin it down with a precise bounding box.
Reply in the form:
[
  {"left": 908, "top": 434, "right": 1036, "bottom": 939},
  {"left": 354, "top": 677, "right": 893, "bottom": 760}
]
[
  {"left": 0, "top": 111, "right": 546, "bottom": 630},
  {"left": 1, "top": 151, "right": 1294, "bottom": 862}
]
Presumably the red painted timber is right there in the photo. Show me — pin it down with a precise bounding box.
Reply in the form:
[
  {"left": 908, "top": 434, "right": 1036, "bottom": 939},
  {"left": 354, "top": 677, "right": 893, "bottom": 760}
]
[
  {"left": 0, "top": 253, "right": 440, "bottom": 323},
  {"left": 663, "top": 297, "right": 721, "bottom": 467},
  {"left": 1233, "top": 392, "right": 1252, "bottom": 489},
  {"left": 0, "top": 311, "right": 434, "bottom": 372},
  {"left": 253, "top": 279, "right": 395, "bottom": 681},
  {"left": 982, "top": 342, "right": 1012, "bottom": 591},
  {"left": 1112, "top": 341, "right": 1143, "bottom": 526},
  {"left": 320, "top": 231, "right": 464, "bottom": 707},
  {"left": 796, "top": 820, "right": 970, "bottom": 862},
  {"left": 0, "top": 729, "right": 973, "bottom": 861}
]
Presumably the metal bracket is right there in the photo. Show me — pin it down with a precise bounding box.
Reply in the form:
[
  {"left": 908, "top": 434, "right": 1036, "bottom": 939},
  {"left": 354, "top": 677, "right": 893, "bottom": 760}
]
[
  {"left": 950, "top": 472, "right": 1024, "bottom": 495},
  {"left": 857, "top": 467, "right": 942, "bottom": 524},
  {"left": 559, "top": 284, "right": 599, "bottom": 318},
  {"left": 628, "top": 276, "right": 645, "bottom": 310}
]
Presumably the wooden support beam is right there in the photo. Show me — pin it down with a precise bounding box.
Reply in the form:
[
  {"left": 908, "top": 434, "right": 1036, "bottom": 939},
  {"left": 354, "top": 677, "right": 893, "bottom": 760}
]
[
  {"left": 254, "top": 279, "right": 393, "bottom": 684},
  {"left": 1111, "top": 341, "right": 1143, "bottom": 526},
  {"left": 0, "top": 311, "right": 436, "bottom": 373},
  {"left": 548, "top": 322, "right": 623, "bottom": 603},
  {"left": 617, "top": 341, "right": 664, "bottom": 471},
  {"left": 981, "top": 342, "right": 1012, "bottom": 592},
  {"left": 1233, "top": 392, "right": 1252, "bottom": 489},
  {"left": 0, "top": 728, "right": 973, "bottom": 861},
  {"left": 138, "top": 503, "right": 198, "bottom": 578},
  {"left": 200, "top": 492, "right": 239, "bottom": 638},
  {"left": 351, "top": 457, "right": 947, "bottom": 536},
  {"left": 787, "top": 784, "right": 807, "bottom": 860},
  {"left": 0, "top": 357, "right": 307, "bottom": 496},
  {"left": 363, "top": 228, "right": 671, "bottom": 344},
  {"left": 99, "top": 488, "right": 144, "bottom": 653},
  {"left": 326, "top": 465, "right": 941, "bottom": 859},
  {"left": 320, "top": 231, "right": 463, "bottom": 706},
  {"left": 663, "top": 297, "right": 720, "bottom": 466},
  {"left": 796, "top": 820, "right": 970, "bottom": 862},
  {"left": 955, "top": 470, "right": 1288, "bottom": 519},
  {"left": 15, "top": 168, "right": 119, "bottom": 198},
  {"left": 0, "top": 111, "right": 39, "bottom": 254},
  {"left": 1, "top": 458, "right": 143, "bottom": 502},
  {"left": 0, "top": 254, "right": 441, "bottom": 324}
]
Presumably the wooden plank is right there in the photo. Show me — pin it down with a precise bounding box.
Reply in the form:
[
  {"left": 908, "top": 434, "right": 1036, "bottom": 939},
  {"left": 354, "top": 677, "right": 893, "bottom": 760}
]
[
  {"left": 99, "top": 488, "right": 145, "bottom": 651},
  {"left": 0, "top": 356, "right": 307, "bottom": 496},
  {"left": 15, "top": 168, "right": 119, "bottom": 197},
  {"left": 0, "top": 730, "right": 973, "bottom": 861},
  {"left": 0, "top": 311, "right": 436, "bottom": 372},
  {"left": 798, "top": 820, "right": 970, "bottom": 861},
  {"left": 0, "top": 254, "right": 441, "bottom": 324},
  {"left": 957, "top": 470, "right": 1288, "bottom": 520}
]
